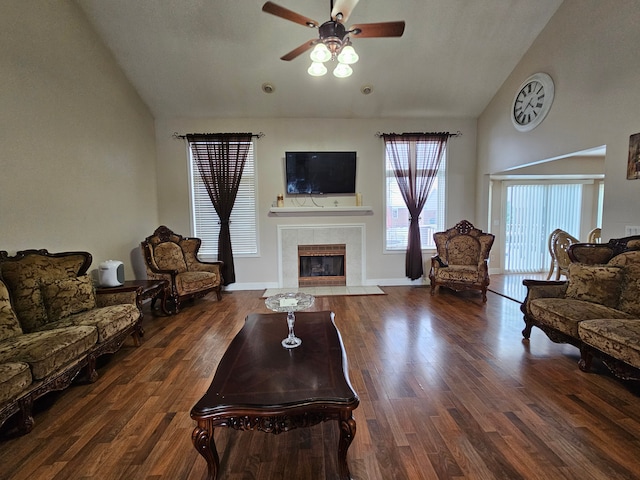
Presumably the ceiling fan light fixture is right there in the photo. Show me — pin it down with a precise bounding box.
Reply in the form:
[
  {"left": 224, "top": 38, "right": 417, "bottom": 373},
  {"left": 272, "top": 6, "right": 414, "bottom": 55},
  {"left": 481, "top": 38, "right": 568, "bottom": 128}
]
[
  {"left": 310, "top": 43, "right": 331, "bottom": 63},
  {"left": 337, "top": 44, "right": 358, "bottom": 64},
  {"left": 333, "top": 62, "right": 353, "bottom": 78},
  {"left": 261, "top": 1, "right": 406, "bottom": 79},
  {"left": 308, "top": 61, "right": 328, "bottom": 76}
]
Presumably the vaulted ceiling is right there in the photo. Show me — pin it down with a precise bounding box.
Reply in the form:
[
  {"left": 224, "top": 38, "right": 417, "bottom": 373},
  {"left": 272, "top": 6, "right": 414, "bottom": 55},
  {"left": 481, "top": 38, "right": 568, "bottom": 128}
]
[{"left": 76, "top": 0, "right": 564, "bottom": 119}]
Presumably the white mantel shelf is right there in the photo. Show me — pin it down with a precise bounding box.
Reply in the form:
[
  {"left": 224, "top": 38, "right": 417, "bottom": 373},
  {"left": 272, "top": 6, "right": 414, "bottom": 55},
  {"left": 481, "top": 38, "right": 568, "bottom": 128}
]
[{"left": 269, "top": 206, "right": 373, "bottom": 217}]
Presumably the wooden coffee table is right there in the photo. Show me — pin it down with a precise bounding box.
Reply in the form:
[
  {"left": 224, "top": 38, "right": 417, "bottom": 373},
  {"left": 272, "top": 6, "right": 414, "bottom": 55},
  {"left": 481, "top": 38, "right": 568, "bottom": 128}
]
[{"left": 190, "top": 311, "right": 359, "bottom": 479}]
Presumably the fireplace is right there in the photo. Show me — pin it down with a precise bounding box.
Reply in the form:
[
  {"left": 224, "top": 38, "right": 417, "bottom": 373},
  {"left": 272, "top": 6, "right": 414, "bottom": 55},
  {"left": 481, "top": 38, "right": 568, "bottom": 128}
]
[
  {"left": 277, "top": 224, "right": 364, "bottom": 288},
  {"left": 298, "top": 244, "right": 346, "bottom": 287}
]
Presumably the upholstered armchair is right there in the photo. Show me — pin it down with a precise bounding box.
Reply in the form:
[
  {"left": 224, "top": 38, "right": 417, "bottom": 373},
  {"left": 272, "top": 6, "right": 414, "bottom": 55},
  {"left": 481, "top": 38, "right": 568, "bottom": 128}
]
[
  {"left": 141, "top": 226, "right": 223, "bottom": 313},
  {"left": 429, "top": 220, "right": 495, "bottom": 302}
]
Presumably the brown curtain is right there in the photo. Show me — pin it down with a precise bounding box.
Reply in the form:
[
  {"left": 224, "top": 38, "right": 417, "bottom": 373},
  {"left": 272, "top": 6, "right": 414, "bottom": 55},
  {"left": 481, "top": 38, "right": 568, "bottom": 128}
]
[
  {"left": 187, "top": 133, "right": 253, "bottom": 285},
  {"left": 383, "top": 133, "right": 449, "bottom": 280}
]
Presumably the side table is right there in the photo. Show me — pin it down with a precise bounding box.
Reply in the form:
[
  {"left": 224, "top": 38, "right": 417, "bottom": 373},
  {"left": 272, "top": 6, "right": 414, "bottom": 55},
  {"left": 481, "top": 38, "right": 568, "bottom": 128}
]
[{"left": 96, "top": 279, "right": 171, "bottom": 329}]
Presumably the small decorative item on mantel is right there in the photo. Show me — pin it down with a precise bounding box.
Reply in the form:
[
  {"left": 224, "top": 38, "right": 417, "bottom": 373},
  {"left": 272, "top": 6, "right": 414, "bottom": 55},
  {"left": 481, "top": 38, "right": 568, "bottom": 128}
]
[
  {"left": 356, "top": 192, "right": 362, "bottom": 206},
  {"left": 277, "top": 193, "right": 284, "bottom": 207},
  {"left": 627, "top": 132, "right": 640, "bottom": 180}
]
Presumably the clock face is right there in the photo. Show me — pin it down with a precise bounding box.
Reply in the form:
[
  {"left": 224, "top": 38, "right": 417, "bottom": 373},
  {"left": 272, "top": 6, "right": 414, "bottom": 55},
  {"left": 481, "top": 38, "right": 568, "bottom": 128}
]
[{"left": 511, "top": 73, "right": 554, "bottom": 132}]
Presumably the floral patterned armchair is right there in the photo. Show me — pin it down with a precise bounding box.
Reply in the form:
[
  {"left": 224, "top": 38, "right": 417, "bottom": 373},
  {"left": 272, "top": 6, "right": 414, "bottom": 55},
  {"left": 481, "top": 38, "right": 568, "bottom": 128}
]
[
  {"left": 141, "top": 226, "right": 223, "bottom": 313},
  {"left": 429, "top": 220, "right": 495, "bottom": 302}
]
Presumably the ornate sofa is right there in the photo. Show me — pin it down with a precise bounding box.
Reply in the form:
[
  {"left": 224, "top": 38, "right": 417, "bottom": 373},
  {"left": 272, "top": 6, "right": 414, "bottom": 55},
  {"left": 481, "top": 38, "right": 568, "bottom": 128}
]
[
  {"left": 521, "top": 236, "right": 640, "bottom": 381},
  {"left": 0, "top": 249, "right": 142, "bottom": 434},
  {"left": 141, "top": 226, "right": 223, "bottom": 313},
  {"left": 429, "top": 220, "right": 495, "bottom": 302}
]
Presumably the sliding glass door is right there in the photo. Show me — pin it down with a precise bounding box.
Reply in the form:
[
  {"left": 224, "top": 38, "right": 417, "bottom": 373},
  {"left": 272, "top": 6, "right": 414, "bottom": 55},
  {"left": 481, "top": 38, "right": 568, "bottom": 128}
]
[{"left": 503, "top": 182, "right": 582, "bottom": 273}]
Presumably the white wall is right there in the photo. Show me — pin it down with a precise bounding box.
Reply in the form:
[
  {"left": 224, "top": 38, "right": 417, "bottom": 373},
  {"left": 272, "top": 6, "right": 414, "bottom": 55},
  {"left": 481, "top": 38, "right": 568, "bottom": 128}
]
[
  {"left": 478, "top": 0, "right": 640, "bottom": 242},
  {"left": 0, "top": 1, "right": 158, "bottom": 279},
  {"left": 155, "top": 117, "right": 477, "bottom": 289}
]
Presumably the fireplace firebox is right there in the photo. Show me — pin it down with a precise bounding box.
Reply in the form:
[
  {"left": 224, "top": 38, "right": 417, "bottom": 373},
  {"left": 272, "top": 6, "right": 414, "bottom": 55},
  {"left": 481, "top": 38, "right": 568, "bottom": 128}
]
[{"left": 298, "top": 244, "right": 346, "bottom": 287}]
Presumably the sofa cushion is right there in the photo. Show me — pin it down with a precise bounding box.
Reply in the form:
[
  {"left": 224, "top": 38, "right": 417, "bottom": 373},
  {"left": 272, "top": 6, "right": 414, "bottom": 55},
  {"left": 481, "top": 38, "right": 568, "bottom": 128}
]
[
  {"left": 617, "top": 263, "right": 640, "bottom": 316},
  {"left": 565, "top": 264, "right": 623, "bottom": 308},
  {"left": 175, "top": 271, "right": 218, "bottom": 295},
  {"left": 607, "top": 249, "right": 640, "bottom": 267},
  {"left": 41, "top": 275, "right": 97, "bottom": 323},
  {"left": 529, "top": 298, "right": 632, "bottom": 337},
  {"left": 432, "top": 264, "right": 481, "bottom": 284},
  {"left": 0, "top": 280, "right": 23, "bottom": 342},
  {"left": 579, "top": 319, "right": 640, "bottom": 370},
  {"left": 0, "top": 326, "right": 97, "bottom": 380},
  {"left": 0, "top": 362, "right": 32, "bottom": 405},
  {"left": 0, "top": 253, "right": 87, "bottom": 332},
  {"left": 153, "top": 242, "right": 188, "bottom": 273},
  {"left": 39, "top": 304, "right": 139, "bottom": 343}
]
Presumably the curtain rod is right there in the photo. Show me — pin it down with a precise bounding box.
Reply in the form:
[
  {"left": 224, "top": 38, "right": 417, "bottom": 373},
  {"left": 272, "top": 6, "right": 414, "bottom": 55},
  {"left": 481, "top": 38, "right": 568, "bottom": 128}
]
[
  {"left": 375, "top": 130, "right": 462, "bottom": 138},
  {"left": 173, "top": 132, "right": 265, "bottom": 139}
]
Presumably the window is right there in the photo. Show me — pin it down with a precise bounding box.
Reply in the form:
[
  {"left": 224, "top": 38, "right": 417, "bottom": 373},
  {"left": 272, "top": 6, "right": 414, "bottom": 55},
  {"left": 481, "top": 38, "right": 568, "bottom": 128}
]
[
  {"left": 384, "top": 141, "right": 446, "bottom": 251},
  {"left": 189, "top": 140, "right": 258, "bottom": 257}
]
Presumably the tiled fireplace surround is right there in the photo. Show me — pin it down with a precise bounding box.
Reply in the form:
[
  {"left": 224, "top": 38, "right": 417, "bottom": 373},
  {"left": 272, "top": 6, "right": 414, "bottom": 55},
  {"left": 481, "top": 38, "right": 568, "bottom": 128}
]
[{"left": 277, "top": 224, "right": 365, "bottom": 288}]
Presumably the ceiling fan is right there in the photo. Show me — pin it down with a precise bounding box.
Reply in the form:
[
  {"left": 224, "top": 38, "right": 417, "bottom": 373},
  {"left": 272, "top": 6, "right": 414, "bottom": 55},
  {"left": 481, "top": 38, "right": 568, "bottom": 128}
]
[{"left": 261, "top": 0, "right": 405, "bottom": 77}]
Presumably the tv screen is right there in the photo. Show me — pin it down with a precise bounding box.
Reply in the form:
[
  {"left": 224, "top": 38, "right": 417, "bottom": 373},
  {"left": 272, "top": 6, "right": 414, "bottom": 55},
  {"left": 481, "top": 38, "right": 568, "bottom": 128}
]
[{"left": 285, "top": 151, "right": 357, "bottom": 195}]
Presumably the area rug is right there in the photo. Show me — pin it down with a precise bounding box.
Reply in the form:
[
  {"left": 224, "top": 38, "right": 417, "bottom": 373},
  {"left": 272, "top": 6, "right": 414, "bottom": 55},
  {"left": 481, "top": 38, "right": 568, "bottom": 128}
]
[{"left": 262, "top": 286, "right": 385, "bottom": 298}]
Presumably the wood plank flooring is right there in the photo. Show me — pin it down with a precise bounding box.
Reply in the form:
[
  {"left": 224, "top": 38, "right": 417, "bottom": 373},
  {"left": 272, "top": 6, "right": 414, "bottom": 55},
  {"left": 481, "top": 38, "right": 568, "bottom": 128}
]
[{"left": 1, "top": 285, "right": 639, "bottom": 479}]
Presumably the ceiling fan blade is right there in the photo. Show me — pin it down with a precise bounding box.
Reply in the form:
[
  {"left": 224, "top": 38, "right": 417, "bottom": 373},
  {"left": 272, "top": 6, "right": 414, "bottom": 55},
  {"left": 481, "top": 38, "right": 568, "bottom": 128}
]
[
  {"left": 262, "top": 2, "right": 319, "bottom": 28},
  {"left": 349, "top": 21, "right": 405, "bottom": 38},
  {"left": 280, "top": 39, "right": 318, "bottom": 61},
  {"left": 331, "top": 0, "right": 360, "bottom": 23}
]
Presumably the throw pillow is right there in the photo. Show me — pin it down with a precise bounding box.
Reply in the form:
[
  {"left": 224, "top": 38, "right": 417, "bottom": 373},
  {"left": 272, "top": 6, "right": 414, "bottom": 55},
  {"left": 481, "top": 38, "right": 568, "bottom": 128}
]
[
  {"left": 608, "top": 250, "right": 640, "bottom": 267},
  {"left": 41, "top": 275, "right": 97, "bottom": 322},
  {"left": 617, "top": 263, "right": 640, "bottom": 316},
  {"left": 565, "top": 264, "right": 622, "bottom": 308},
  {"left": 0, "top": 280, "right": 23, "bottom": 341}
]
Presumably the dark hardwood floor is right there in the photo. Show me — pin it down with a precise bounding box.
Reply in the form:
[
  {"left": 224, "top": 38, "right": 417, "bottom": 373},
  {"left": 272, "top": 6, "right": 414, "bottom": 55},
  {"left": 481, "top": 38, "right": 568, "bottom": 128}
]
[{"left": 1, "top": 285, "right": 639, "bottom": 479}]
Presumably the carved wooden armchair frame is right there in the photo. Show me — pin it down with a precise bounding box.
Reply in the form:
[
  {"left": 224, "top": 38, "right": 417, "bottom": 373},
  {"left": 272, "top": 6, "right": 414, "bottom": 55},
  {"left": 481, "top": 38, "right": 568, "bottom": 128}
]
[{"left": 568, "top": 234, "right": 640, "bottom": 264}]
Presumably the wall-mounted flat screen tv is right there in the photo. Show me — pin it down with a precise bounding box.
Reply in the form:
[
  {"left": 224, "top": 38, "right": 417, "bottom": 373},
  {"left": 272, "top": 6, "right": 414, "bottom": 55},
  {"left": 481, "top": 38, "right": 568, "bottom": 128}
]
[{"left": 285, "top": 151, "right": 357, "bottom": 195}]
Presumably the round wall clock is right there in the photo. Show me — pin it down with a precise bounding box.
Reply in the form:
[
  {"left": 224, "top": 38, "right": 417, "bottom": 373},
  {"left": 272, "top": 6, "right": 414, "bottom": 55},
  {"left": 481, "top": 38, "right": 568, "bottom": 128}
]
[{"left": 511, "top": 72, "right": 555, "bottom": 132}]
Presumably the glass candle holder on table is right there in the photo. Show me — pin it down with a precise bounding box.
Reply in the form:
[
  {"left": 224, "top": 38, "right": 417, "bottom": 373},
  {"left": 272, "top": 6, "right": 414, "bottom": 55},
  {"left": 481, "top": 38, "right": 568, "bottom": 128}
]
[{"left": 265, "top": 292, "right": 315, "bottom": 348}]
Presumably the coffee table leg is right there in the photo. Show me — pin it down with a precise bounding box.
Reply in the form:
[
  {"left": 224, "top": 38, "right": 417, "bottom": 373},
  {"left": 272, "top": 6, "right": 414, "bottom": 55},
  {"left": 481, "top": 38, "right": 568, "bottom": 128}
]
[
  {"left": 338, "top": 411, "right": 357, "bottom": 480},
  {"left": 192, "top": 424, "right": 220, "bottom": 480}
]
